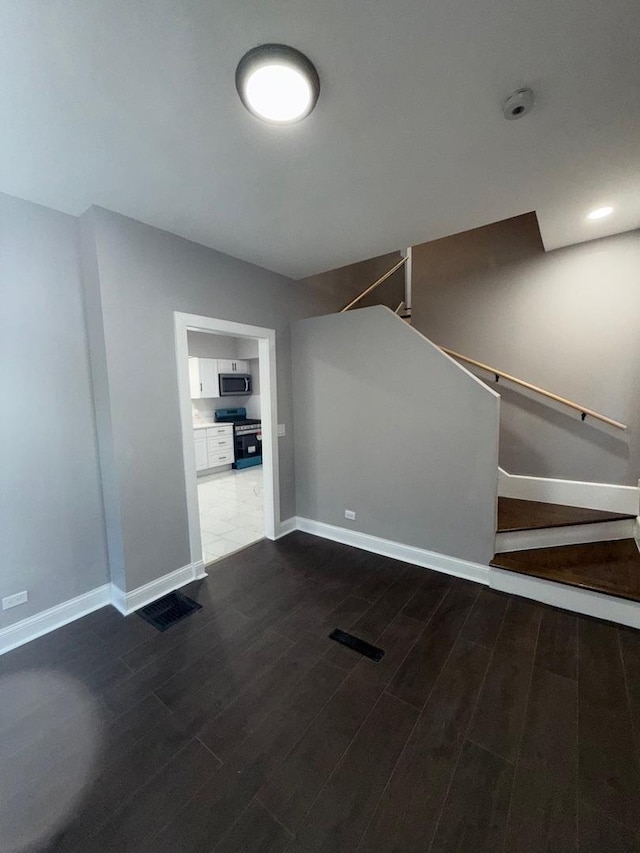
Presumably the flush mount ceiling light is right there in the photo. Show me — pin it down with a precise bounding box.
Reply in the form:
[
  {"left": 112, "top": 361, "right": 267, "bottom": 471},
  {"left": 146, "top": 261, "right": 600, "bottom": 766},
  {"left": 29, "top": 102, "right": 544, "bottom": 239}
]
[
  {"left": 586, "top": 206, "right": 614, "bottom": 220},
  {"left": 236, "top": 44, "right": 320, "bottom": 124}
]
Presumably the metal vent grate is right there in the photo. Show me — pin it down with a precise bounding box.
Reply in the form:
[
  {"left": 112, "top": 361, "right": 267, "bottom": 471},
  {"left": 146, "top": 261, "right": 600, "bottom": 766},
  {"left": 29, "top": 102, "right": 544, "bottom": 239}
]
[
  {"left": 328, "top": 628, "right": 385, "bottom": 661},
  {"left": 137, "top": 591, "right": 202, "bottom": 632}
]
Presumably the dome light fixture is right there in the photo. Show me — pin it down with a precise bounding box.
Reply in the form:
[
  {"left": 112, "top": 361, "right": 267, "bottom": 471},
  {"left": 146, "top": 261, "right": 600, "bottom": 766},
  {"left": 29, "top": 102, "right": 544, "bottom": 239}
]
[
  {"left": 236, "top": 44, "right": 320, "bottom": 124},
  {"left": 586, "top": 206, "right": 613, "bottom": 220}
]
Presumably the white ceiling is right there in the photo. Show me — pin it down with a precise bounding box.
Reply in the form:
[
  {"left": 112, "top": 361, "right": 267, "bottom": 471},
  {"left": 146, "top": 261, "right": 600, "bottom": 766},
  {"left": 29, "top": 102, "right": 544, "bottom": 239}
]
[{"left": 1, "top": 0, "right": 639, "bottom": 279}]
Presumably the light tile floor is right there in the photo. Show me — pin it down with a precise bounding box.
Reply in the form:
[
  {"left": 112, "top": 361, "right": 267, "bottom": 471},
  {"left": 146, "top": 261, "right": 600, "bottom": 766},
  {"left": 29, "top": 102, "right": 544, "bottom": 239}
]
[{"left": 197, "top": 466, "right": 264, "bottom": 564}]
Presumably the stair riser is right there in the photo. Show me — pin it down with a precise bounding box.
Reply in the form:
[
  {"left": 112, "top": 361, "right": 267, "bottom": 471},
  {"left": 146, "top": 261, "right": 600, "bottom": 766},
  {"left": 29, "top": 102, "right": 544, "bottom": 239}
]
[
  {"left": 495, "top": 518, "right": 636, "bottom": 553},
  {"left": 498, "top": 469, "right": 640, "bottom": 516},
  {"left": 489, "top": 567, "right": 640, "bottom": 631}
]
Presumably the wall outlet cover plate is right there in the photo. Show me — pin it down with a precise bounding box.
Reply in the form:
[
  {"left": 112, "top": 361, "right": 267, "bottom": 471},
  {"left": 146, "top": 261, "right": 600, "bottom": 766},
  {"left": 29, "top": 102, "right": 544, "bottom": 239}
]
[{"left": 3, "top": 591, "right": 29, "bottom": 610}]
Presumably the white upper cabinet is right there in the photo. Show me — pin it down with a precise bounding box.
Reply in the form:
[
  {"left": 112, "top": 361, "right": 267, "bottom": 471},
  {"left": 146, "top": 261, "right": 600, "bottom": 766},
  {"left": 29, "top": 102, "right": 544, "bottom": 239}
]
[
  {"left": 217, "top": 359, "right": 249, "bottom": 374},
  {"left": 189, "top": 357, "right": 220, "bottom": 398},
  {"left": 189, "top": 357, "right": 252, "bottom": 398}
]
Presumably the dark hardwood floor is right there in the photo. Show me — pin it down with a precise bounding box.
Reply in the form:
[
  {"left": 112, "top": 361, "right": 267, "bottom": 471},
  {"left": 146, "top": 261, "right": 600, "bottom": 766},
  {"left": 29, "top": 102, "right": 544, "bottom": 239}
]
[
  {"left": 491, "top": 538, "right": 640, "bottom": 602},
  {"left": 2, "top": 531, "right": 640, "bottom": 852},
  {"left": 497, "top": 496, "right": 634, "bottom": 532}
]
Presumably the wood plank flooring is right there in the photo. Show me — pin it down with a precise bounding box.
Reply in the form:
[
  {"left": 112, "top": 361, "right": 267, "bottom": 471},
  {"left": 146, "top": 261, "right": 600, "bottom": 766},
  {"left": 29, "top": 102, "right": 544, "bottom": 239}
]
[
  {"left": 491, "top": 538, "right": 640, "bottom": 602},
  {"left": 497, "top": 497, "right": 634, "bottom": 532},
  {"left": 2, "top": 531, "right": 640, "bottom": 852}
]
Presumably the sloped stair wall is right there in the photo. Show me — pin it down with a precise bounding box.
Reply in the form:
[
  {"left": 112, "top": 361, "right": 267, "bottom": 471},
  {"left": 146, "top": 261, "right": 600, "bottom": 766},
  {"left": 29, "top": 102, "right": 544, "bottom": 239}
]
[{"left": 292, "top": 306, "right": 500, "bottom": 565}]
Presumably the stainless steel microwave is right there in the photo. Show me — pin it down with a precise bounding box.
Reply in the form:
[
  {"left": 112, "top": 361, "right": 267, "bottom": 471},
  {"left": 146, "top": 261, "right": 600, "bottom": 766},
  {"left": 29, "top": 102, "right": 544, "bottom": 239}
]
[{"left": 219, "top": 373, "right": 251, "bottom": 396}]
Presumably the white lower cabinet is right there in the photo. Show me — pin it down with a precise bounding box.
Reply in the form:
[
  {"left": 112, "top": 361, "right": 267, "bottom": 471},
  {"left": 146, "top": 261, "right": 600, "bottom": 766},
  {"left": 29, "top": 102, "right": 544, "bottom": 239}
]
[
  {"left": 194, "top": 425, "right": 234, "bottom": 472},
  {"left": 194, "top": 433, "right": 208, "bottom": 471},
  {"left": 207, "top": 449, "right": 234, "bottom": 467}
]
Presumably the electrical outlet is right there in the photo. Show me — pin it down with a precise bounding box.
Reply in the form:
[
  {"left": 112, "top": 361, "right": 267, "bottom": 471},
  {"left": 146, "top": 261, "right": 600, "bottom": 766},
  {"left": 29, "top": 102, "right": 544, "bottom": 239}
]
[
  {"left": 344, "top": 509, "right": 356, "bottom": 520},
  {"left": 277, "top": 424, "right": 286, "bottom": 437},
  {"left": 2, "top": 591, "right": 28, "bottom": 610}
]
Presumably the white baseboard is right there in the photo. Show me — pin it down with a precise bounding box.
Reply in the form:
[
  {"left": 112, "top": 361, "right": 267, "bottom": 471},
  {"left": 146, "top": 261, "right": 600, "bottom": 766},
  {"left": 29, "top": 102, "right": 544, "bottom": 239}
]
[
  {"left": 192, "top": 559, "right": 207, "bottom": 580},
  {"left": 295, "top": 517, "right": 490, "bottom": 584},
  {"left": 275, "top": 517, "right": 297, "bottom": 539},
  {"left": 297, "top": 515, "right": 640, "bottom": 630},
  {"left": 498, "top": 468, "right": 639, "bottom": 515},
  {"left": 494, "top": 518, "right": 635, "bottom": 553},
  {"left": 111, "top": 561, "right": 204, "bottom": 616},
  {"left": 3, "top": 518, "right": 638, "bottom": 657},
  {"left": 0, "top": 583, "right": 111, "bottom": 656},
  {"left": 490, "top": 567, "right": 640, "bottom": 630},
  {"left": 0, "top": 559, "right": 207, "bottom": 655}
]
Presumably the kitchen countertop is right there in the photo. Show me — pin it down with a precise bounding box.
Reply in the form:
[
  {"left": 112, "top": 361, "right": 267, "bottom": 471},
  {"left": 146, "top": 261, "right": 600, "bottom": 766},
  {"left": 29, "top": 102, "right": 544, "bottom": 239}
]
[{"left": 192, "top": 422, "right": 232, "bottom": 430}]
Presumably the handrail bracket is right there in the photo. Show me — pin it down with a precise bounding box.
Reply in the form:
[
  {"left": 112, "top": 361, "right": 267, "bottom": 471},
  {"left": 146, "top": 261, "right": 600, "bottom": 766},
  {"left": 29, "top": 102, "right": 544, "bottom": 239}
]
[{"left": 439, "top": 345, "right": 626, "bottom": 431}]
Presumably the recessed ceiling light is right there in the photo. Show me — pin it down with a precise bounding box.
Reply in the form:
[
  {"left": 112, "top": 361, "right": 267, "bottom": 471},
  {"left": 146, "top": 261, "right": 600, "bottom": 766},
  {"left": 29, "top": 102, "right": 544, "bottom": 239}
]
[
  {"left": 236, "top": 44, "right": 320, "bottom": 124},
  {"left": 587, "top": 206, "right": 613, "bottom": 220}
]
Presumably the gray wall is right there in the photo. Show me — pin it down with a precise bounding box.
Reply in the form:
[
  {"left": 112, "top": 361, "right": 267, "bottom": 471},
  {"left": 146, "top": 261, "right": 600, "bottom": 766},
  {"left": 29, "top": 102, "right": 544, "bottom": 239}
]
[
  {"left": 298, "top": 250, "right": 405, "bottom": 312},
  {"left": 186, "top": 331, "right": 238, "bottom": 359},
  {"left": 292, "top": 307, "right": 500, "bottom": 564},
  {"left": 0, "top": 193, "right": 109, "bottom": 627},
  {"left": 81, "top": 206, "right": 348, "bottom": 591},
  {"left": 187, "top": 332, "right": 257, "bottom": 361},
  {"left": 412, "top": 216, "right": 640, "bottom": 486}
]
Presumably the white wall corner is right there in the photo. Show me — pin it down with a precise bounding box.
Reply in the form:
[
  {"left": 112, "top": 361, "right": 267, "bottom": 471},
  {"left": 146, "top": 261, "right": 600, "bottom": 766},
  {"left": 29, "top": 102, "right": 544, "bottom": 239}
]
[
  {"left": 0, "top": 583, "right": 111, "bottom": 656},
  {"left": 275, "top": 517, "right": 297, "bottom": 539},
  {"left": 295, "top": 517, "right": 490, "bottom": 585},
  {"left": 110, "top": 561, "right": 203, "bottom": 617},
  {"left": 1, "top": 558, "right": 209, "bottom": 655},
  {"left": 192, "top": 559, "right": 207, "bottom": 580},
  {"left": 110, "top": 583, "right": 127, "bottom": 616}
]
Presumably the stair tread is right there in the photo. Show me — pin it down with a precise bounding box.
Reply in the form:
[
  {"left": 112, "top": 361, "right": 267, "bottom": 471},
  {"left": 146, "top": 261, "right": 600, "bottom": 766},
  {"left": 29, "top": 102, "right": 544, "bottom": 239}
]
[
  {"left": 497, "top": 496, "right": 634, "bottom": 532},
  {"left": 491, "top": 538, "right": 640, "bottom": 602}
]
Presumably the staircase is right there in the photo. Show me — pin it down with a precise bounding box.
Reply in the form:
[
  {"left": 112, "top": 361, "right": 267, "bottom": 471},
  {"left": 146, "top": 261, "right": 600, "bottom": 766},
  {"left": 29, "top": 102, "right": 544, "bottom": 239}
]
[
  {"left": 338, "top": 254, "right": 640, "bottom": 621},
  {"left": 491, "top": 497, "right": 640, "bottom": 602}
]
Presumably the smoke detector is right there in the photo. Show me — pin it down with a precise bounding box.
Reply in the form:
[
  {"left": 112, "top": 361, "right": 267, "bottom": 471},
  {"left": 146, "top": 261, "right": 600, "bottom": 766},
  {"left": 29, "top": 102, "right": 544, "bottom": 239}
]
[{"left": 502, "top": 88, "right": 535, "bottom": 120}]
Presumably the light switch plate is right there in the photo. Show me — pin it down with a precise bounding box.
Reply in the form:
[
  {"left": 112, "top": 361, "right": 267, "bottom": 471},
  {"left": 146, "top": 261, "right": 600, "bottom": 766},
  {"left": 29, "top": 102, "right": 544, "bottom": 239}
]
[{"left": 277, "top": 424, "right": 286, "bottom": 437}]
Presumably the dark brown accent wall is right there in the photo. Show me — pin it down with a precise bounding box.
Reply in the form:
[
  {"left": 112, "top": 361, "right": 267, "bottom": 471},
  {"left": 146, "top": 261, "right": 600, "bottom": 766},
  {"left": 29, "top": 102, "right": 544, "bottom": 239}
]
[
  {"left": 410, "top": 213, "right": 639, "bottom": 486},
  {"left": 297, "top": 250, "right": 405, "bottom": 312}
]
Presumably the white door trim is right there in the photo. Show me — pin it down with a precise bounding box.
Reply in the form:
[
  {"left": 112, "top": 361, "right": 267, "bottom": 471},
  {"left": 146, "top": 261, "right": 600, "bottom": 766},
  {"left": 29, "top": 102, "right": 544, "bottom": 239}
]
[{"left": 174, "top": 312, "right": 280, "bottom": 571}]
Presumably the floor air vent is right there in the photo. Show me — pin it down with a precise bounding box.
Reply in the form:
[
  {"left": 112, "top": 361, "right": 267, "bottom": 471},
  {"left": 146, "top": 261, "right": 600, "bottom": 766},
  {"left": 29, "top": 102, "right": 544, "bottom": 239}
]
[
  {"left": 137, "top": 591, "right": 202, "bottom": 632},
  {"left": 329, "top": 629, "right": 385, "bottom": 661}
]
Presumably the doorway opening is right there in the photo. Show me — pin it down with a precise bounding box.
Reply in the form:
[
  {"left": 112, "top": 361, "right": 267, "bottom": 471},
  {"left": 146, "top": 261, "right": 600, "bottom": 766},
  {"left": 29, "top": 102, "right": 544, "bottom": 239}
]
[{"left": 174, "top": 313, "right": 280, "bottom": 573}]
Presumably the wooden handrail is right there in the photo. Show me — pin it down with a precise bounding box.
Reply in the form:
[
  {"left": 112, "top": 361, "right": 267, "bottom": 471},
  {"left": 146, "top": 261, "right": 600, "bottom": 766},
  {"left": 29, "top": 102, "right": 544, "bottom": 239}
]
[
  {"left": 340, "top": 257, "right": 407, "bottom": 312},
  {"left": 440, "top": 346, "right": 627, "bottom": 431}
]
